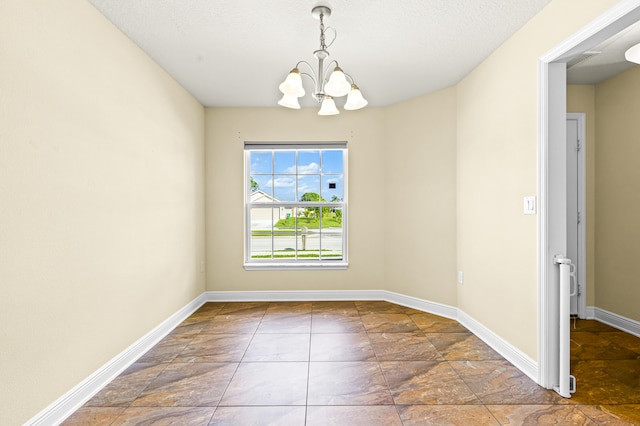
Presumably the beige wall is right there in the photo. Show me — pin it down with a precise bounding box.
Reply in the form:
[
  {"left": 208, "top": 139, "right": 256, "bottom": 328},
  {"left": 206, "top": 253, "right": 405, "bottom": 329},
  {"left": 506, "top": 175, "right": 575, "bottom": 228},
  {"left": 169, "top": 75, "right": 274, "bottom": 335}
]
[
  {"left": 567, "top": 85, "right": 597, "bottom": 306},
  {"left": 384, "top": 88, "right": 458, "bottom": 306},
  {"left": 205, "top": 108, "right": 390, "bottom": 292},
  {"left": 594, "top": 66, "right": 640, "bottom": 322},
  {"left": 0, "top": 1, "right": 205, "bottom": 424},
  {"left": 456, "top": 0, "right": 619, "bottom": 360}
]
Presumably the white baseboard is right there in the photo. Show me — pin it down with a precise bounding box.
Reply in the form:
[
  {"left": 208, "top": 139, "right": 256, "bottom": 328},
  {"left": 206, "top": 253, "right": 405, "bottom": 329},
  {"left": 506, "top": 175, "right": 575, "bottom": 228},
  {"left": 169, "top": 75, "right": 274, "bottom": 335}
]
[
  {"left": 26, "top": 293, "right": 208, "bottom": 426},
  {"left": 457, "top": 310, "right": 538, "bottom": 383},
  {"left": 204, "top": 289, "right": 388, "bottom": 302},
  {"left": 29, "top": 290, "right": 542, "bottom": 425},
  {"left": 382, "top": 290, "right": 458, "bottom": 320},
  {"left": 592, "top": 307, "right": 640, "bottom": 338}
]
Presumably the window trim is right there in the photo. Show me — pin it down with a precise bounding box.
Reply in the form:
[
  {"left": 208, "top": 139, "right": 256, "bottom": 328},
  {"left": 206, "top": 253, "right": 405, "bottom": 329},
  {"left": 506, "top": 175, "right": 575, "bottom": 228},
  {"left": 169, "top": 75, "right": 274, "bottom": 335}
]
[{"left": 244, "top": 142, "right": 348, "bottom": 270}]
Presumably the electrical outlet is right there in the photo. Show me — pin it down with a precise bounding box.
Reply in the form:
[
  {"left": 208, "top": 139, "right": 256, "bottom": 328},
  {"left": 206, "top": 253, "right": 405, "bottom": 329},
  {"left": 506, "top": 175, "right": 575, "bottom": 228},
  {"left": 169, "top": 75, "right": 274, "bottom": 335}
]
[{"left": 457, "top": 271, "right": 464, "bottom": 284}]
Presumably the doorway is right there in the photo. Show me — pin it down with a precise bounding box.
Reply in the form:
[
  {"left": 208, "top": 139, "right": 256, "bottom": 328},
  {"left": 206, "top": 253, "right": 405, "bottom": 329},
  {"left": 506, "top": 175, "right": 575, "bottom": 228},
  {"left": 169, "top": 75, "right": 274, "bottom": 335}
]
[{"left": 538, "top": 1, "right": 640, "bottom": 392}]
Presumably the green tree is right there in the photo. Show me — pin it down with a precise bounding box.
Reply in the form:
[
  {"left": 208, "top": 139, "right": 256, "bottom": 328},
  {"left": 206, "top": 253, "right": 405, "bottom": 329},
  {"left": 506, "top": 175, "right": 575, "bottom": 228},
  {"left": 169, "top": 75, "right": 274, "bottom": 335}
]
[
  {"left": 300, "top": 192, "right": 328, "bottom": 219},
  {"left": 250, "top": 176, "right": 259, "bottom": 192}
]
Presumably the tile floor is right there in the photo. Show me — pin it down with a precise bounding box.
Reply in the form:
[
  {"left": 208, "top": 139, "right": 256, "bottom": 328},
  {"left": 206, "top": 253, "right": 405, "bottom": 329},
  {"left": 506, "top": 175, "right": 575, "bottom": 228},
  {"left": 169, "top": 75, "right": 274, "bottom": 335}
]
[{"left": 63, "top": 301, "right": 640, "bottom": 425}]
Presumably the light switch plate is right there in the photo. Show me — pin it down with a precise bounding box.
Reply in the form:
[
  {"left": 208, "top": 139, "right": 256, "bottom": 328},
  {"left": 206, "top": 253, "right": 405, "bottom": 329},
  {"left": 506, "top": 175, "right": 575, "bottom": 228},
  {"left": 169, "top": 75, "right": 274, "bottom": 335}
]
[{"left": 524, "top": 196, "right": 536, "bottom": 215}]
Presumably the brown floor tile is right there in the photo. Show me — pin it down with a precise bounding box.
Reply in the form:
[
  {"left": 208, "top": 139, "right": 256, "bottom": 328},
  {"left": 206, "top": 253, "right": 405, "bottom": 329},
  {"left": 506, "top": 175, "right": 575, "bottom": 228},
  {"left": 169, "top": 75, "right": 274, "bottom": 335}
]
[
  {"left": 597, "top": 331, "right": 640, "bottom": 355},
  {"left": 380, "top": 361, "right": 479, "bottom": 405},
  {"left": 310, "top": 333, "right": 376, "bottom": 361},
  {"left": 85, "top": 363, "right": 167, "bottom": 407},
  {"left": 256, "top": 313, "right": 312, "bottom": 333},
  {"left": 306, "top": 405, "right": 403, "bottom": 425},
  {"left": 61, "top": 407, "right": 125, "bottom": 425},
  {"left": 66, "top": 303, "right": 640, "bottom": 425},
  {"left": 131, "top": 363, "right": 237, "bottom": 407},
  {"left": 111, "top": 407, "right": 215, "bottom": 425},
  {"left": 487, "top": 405, "right": 595, "bottom": 425},
  {"left": 450, "top": 360, "right": 565, "bottom": 405},
  {"left": 266, "top": 301, "right": 313, "bottom": 314},
  {"left": 312, "top": 301, "right": 359, "bottom": 315},
  {"left": 427, "top": 333, "right": 502, "bottom": 360},
  {"left": 572, "top": 319, "right": 618, "bottom": 333},
  {"left": 410, "top": 313, "right": 469, "bottom": 333},
  {"left": 209, "top": 406, "right": 306, "bottom": 425},
  {"left": 308, "top": 361, "right": 394, "bottom": 405},
  {"left": 243, "top": 333, "right": 311, "bottom": 361},
  {"left": 571, "top": 360, "right": 640, "bottom": 404},
  {"left": 361, "top": 313, "right": 421, "bottom": 333},
  {"left": 355, "top": 300, "right": 415, "bottom": 315},
  {"left": 369, "top": 332, "right": 443, "bottom": 361},
  {"left": 137, "top": 334, "right": 194, "bottom": 363},
  {"left": 200, "top": 315, "right": 262, "bottom": 334},
  {"left": 217, "top": 302, "right": 268, "bottom": 316},
  {"left": 571, "top": 332, "right": 640, "bottom": 361},
  {"left": 578, "top": 404, "right": 640, "bottom": 425},
  {"left": 219, "top": 362, "right": 308, "bottom": 406},
  {"left": 311, "top": 312, "right": 366, "bottom": 333},
  {"left": 397, "top": 405, "right": 499, "bottom": 426},
  {"left": 173, "top": 333, "right": 252, "bottom": 363}
]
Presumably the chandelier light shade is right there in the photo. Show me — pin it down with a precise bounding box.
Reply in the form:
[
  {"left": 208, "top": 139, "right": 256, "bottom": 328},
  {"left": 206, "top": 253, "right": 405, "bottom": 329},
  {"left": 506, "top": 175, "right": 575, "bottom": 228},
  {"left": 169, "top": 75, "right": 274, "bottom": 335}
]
[
  {"left": 625, "top": 42, "right": 640, "bottom": 64},
  {"left": 277, "top": 5, "right": 367, "bottom": 115}
]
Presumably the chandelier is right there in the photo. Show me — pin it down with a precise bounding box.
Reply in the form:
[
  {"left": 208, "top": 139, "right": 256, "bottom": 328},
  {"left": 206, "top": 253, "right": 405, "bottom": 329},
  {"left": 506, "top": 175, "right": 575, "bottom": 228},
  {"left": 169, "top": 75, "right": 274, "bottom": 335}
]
[{"left": 277, "top": 5, "right": 368, "bottom": 115}]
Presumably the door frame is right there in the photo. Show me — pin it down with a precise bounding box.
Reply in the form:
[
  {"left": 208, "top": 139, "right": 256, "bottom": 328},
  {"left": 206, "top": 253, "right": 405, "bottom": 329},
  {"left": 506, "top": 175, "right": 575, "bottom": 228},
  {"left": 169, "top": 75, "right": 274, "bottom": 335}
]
[
  {"left": 566, "top": 112, "right": 587, "bottom": 319},
  {"left": 537, "top": 0, "right": 640, "bottom": 390}
]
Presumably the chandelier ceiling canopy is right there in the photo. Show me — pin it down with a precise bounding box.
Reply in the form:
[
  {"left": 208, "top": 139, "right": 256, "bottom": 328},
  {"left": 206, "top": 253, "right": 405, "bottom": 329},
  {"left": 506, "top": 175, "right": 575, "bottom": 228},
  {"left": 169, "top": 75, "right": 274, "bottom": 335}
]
[{"left": 277, "top": 5, "right": 368, "bottom": 115}]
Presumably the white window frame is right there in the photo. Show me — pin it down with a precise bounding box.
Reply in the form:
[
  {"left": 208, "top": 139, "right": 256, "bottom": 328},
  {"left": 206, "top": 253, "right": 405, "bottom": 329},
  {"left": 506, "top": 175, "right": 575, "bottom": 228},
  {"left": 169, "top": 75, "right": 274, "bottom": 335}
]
[{"left": 244, "top": 142, "right": 348, "bottom": 270}]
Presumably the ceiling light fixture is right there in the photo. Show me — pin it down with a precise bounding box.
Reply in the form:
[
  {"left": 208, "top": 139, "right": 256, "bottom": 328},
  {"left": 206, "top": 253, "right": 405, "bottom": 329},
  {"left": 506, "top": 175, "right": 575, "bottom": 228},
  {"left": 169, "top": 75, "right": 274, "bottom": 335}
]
[
  {"left": 625, "top": 42, "right": 640, "bottom": 64},
  {"left": 278, "top": 5, "right": 368, "bottom": 115}
]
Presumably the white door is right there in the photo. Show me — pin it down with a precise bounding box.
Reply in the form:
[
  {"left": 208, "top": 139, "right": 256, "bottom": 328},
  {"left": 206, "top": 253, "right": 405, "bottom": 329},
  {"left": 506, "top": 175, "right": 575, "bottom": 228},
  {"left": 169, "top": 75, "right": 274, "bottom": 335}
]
[{"left": 566, "top": 114, "right": 586, "bottom": 318}]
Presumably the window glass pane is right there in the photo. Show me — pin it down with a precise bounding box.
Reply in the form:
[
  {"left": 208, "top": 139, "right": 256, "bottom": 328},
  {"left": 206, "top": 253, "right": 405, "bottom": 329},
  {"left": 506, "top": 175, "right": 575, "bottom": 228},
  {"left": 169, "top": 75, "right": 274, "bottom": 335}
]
[
  {"left": 273, "top": 175, "right": 296, "bottom": 202},
  {"left": 298, "top": 175, "right": 321, "bottom": 201},
  {"left": 321, "top": 150, "right": 343, "bottom": 174},
  {"left": 250, "top": 151, "right": 272, "bottom": 174},
  {"left": 250, "top": 207, "right": 275, "bottom": 259},
  {"left": 321, "top": 207, "right": 343, "bottom": 260},
  {"left": 298, "top": 150, "right": 320, "bottom": 174},
  {"left": 250, "top": 175, "right": 273, "bottom": 201},
  {"left": 273, "top": 225, "right": 297, "bottom": 259},
  {"left": 321, "top": 175, "right": 343, "bottom": 201},
  {"left": 274, "top": 151, "right": 296, "bottom": 174},
  {"left": 298, "top": 222, "right": 319, "bottom": 259}
]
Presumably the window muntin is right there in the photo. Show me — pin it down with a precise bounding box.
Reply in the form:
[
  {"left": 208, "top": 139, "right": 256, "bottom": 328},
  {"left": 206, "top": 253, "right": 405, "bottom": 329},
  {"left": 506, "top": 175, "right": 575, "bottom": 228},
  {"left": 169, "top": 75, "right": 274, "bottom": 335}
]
[{"left": 245, "top": 143, "right": 347, "bottom": 269}]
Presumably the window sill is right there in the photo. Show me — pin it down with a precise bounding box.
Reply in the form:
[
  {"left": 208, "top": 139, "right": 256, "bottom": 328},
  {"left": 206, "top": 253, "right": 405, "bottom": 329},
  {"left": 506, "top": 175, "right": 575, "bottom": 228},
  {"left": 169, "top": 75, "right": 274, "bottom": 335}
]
[{"left": 244, "top": 262, "right": 348, "bottom": 271}]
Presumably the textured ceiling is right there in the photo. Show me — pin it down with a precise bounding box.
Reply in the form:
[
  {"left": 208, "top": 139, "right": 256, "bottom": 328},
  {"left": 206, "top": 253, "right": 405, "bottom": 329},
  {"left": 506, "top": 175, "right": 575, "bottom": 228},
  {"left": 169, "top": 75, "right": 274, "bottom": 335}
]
[{"left": 88, "top": 0, "right": 554, "bottom": 108}]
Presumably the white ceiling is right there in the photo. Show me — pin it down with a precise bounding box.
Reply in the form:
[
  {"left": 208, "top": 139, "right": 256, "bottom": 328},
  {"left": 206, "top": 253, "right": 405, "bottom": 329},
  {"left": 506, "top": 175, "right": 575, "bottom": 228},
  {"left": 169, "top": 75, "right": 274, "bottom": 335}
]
[
  {"left": 88, "top": 0, "right": 558, "bottom": 108},
  {"left": 567, "top": 19, "right": 640, "bottom": 85}
]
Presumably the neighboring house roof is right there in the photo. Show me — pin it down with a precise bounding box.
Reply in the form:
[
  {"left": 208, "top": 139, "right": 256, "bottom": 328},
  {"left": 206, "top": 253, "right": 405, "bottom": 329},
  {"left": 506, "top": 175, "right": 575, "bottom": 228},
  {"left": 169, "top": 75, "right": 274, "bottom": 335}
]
[{"left": 250, "top": 190, "right": 281, "bottom": 203}]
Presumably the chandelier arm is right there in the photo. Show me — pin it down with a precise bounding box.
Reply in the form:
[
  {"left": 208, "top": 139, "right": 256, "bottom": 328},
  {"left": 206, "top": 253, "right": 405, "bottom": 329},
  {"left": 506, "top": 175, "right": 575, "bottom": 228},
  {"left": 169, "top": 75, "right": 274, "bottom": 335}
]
[{"left": 296, "top": 61, "right": 318, "bottom": 84}]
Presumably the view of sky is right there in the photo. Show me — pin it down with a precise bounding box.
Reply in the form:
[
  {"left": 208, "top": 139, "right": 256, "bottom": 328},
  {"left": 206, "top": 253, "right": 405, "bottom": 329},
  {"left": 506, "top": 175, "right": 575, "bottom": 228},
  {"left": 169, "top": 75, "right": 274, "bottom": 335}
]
[{"left": 250, "top": 149, "right": 344, "bottom": 202}]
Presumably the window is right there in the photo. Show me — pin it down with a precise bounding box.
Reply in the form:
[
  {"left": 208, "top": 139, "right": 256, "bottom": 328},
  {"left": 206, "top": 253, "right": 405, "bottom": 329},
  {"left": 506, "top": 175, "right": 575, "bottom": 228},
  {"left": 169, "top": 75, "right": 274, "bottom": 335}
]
[{"left": 244, "top": 142, "right": 347, "bottom": 270}]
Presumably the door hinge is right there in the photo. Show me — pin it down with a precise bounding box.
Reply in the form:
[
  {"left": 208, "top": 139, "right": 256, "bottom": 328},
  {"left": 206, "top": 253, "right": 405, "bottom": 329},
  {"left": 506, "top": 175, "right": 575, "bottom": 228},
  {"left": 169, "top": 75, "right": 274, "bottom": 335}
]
[
  {"left": 576, "top": 140, "right": 582, "bottom": 152},
  {"left": 577, "top": 211, "right": 581, "bottom": 224}
]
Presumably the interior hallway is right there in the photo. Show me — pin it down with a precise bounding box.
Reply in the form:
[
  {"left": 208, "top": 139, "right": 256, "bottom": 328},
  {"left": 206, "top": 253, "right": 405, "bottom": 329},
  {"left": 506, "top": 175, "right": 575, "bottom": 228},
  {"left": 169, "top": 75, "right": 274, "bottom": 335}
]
[{"left": 62, "top": 301, "right": 640, "bottom": 425}]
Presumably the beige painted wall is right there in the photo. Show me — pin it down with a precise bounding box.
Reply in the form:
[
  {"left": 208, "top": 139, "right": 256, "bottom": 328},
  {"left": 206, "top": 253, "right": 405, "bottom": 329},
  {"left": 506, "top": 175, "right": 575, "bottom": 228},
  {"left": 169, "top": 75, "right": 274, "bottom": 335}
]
[
  {"left": 205, "top": 108, "right": 390, "bottom": 292},
  {"left": 0, "top": 1, "right": 205, "bottom": 424},
  {"left": 567, "top": 85, "right": 597, "bottom": 306},
  {"left": 594, "top": 66, "right": 640, "bottom": 322},
  {"left": 384, "top": 88, "right": 458, "bottom": 306},
  {"left": 456, "top": 0, "right": 619, "bottom": 360}
]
